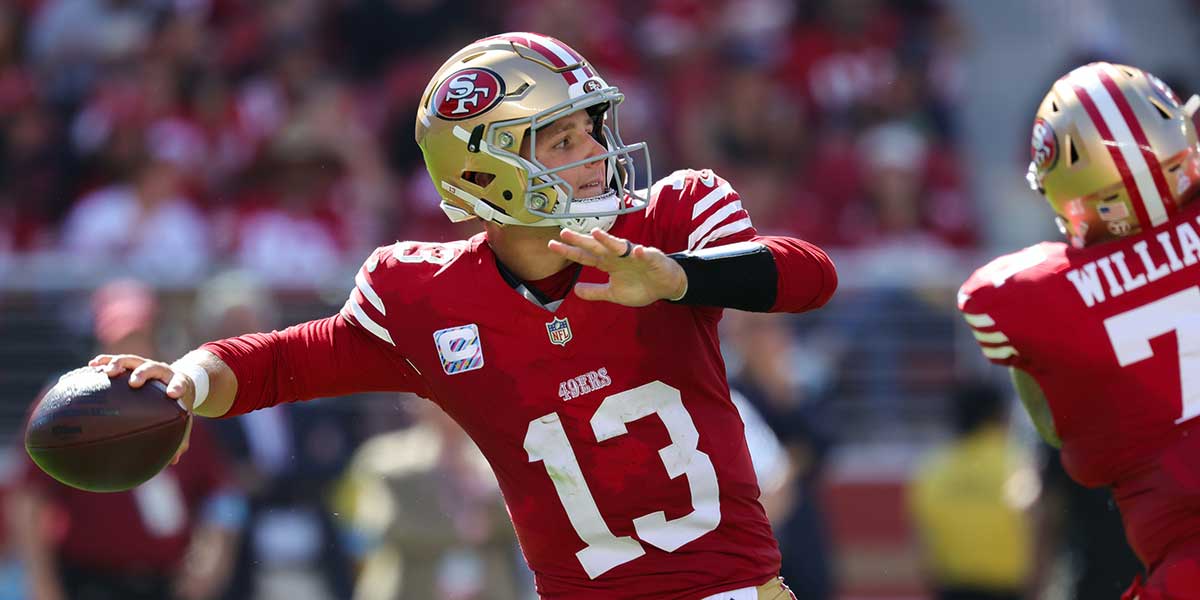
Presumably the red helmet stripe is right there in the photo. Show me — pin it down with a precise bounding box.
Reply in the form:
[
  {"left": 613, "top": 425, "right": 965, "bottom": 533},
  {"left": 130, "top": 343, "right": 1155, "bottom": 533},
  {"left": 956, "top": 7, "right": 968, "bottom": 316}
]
[
  {"left": 544, "top": 34, "right": 595, "bottom": 79},
  {"left": 491, "top": 33, "right": 580, "bottom": 85},
  {"left": 1071, "top": 81, "right": 1155, "bottom": 228},
  {"left": 1097, "top": 67, "right": 1177, "bottom": 218},
  {"left": 528, "top": 34, "right": 596, "bottom": 86}
]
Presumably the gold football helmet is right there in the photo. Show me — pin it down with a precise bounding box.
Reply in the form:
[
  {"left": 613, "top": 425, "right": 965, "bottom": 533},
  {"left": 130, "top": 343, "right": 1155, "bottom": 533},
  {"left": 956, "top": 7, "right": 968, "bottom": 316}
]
[
  {"left": 1028, "top": 62, "right": 1200, "bottom": 247},
  {"left": 414, "top": 32, "right": 651, "bottom": 232}
]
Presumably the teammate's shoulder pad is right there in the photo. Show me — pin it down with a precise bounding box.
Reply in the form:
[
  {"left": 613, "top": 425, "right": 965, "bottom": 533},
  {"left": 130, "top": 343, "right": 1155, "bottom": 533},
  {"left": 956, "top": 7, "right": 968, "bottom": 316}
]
[{"left": 958, "top": 242, "right": 1064, "bottom": 310}]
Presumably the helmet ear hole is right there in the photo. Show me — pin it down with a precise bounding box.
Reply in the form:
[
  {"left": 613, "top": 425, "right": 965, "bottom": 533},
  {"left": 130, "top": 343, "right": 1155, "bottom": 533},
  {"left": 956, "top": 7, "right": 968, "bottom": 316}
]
[
  {"left": 1066, "top": 135, "right": 1080, "bottom": 166},
  {"left": 462, "top": 171, "right": 496, "bottom": 188},
  {"left": 1149, "top": 97, "right": 1173, "bottom": 120}
]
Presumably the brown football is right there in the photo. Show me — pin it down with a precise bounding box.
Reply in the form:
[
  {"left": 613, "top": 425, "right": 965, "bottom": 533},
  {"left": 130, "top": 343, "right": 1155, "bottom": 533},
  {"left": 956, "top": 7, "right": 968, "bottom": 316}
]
[{"left": 24, "top": 367, "right": 188, "bottom": 492}]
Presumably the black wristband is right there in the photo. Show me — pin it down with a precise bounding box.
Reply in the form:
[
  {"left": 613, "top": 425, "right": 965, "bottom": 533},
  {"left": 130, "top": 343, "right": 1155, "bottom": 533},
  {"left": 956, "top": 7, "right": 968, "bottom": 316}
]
[{"left": 667, "top": 242, "right": 778, "bottom": 311}]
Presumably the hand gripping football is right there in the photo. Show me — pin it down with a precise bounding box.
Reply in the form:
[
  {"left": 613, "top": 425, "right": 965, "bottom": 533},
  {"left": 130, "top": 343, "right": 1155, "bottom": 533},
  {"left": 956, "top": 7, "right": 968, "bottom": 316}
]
[{"left": 24, "top": 367, "right": 189, "bottom": 492}]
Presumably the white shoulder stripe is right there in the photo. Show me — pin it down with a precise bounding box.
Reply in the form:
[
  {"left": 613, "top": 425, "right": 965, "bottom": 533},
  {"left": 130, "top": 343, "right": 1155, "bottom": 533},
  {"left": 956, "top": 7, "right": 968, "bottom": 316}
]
[
  {"left": 981, "top": 345, "right": 1018, "bottom": 360},
  {"left": 689, "top": 201, "right": 744, "bottom": 250},
  {"left": 972, "top": 329, "right": 1010, "bottom": 344},
  {"left": 355, "top": 270, "right": 386, "bottom": 315},
  {"left": 691, "top": 182, "right": 735, "bottom": 218},
  {"left": 349, "top": 300, "right": 395, "bottom": 346},
  {"left": 693, "top": 217, "right": 753, "bottom": 251},
  {"left": 962, "top": 312, "right": 995, "bottom": 327}
]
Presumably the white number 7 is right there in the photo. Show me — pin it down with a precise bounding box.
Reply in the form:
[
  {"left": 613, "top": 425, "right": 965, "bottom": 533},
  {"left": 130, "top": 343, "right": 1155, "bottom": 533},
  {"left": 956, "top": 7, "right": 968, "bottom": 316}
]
[
  {"left": 1104, "top": 286, "right": 1200, "bottom": 423},
  {"left": 524, "top": 381, "right": 721, "bottom": 579}
]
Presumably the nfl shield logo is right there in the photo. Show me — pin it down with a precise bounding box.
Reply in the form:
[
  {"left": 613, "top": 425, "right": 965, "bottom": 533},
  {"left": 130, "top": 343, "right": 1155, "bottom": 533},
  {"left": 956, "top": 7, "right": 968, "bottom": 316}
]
[{"left": 546, "top": 317, "right": 573, "bottom": 346}]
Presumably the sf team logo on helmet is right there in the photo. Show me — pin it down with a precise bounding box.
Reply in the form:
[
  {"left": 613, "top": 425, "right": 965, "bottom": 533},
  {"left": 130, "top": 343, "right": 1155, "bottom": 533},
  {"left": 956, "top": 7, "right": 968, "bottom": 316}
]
[
  {"left": 433, "top": 68, "right": 506, "bottom": 121},
  {"left": 1031, "top": 117, "right": 1057, "bottom": 171}
]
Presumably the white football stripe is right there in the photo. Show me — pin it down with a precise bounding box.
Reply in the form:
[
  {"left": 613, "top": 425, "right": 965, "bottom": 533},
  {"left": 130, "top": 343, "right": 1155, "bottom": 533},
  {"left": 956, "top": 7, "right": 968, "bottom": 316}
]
[
  {"left": 691, "top": 182, "right": 735, "bottom": 218},
  {"left": 962, "top": 312, "right": 995, "bottom": 327},
  {"left": 981, "top": 345, "right": 1018, "bottom": 360},
  {"left": 694, "top": 217, "right": 753, "bottom": 251},
  {"left": 1069, "top": 66, "right": 1168, "bottom": 226},
  {"left": 355, "top": 270, "right": 386, "bottom": 315},
  {"left": 349, "top": 300, "right": 395, "bottom": 346},
  {"left": 972, "top": 329, "right": 1010, "bottom": 344},
  {"left": 689, "top": 201, "right": 744, "bottom": 250}
]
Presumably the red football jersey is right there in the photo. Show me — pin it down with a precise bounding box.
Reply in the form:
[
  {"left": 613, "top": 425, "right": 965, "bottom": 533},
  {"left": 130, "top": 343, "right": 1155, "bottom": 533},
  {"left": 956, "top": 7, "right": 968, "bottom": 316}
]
[
  {"left": 341, "top": 169, "right": 781, "bottom": 598},
  {"left": 959, "top": 202, "right": 1200, "bottom": 569}
]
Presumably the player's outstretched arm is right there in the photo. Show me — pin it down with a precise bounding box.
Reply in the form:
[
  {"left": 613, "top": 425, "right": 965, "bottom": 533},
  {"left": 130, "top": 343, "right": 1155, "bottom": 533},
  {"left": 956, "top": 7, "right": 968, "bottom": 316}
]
[
  {"left": 88, "top": 350, "right": 233, "bottom": 464},
  {"left": 91, "top": 314, "right": 424, "bottom": 462},
  {"left": 88, "top": 350, "right": 235, "bottom": 418}
]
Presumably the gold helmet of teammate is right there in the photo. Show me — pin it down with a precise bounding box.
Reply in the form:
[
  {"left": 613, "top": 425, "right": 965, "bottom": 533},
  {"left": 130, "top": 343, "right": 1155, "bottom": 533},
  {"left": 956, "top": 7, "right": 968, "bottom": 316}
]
[
  {"left": 1028, "top": 62, "right": 1200, "bottom": 247},
  {"left": 414, "top": 32, "right": 651, "bottom": 233}
]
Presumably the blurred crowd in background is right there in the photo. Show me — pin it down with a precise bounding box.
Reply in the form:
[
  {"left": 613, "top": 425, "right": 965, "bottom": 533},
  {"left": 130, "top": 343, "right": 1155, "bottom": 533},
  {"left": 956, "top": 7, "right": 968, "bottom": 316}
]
[
  {"left": 0, "top": 0, "right": 976, "bottom": 276},
  {"left": 0, "top": 0, "right": 1194, "bottom": 598}
]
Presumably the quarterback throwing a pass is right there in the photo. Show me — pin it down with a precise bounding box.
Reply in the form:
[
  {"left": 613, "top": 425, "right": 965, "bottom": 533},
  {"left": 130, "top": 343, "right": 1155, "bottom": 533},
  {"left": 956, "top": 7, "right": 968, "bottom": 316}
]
[
  {"left": 91, "top": 33, "right": 837, "bottom": 599},
  {"left": 960, "top": 62, "right": 1200, "bottom": 599}
]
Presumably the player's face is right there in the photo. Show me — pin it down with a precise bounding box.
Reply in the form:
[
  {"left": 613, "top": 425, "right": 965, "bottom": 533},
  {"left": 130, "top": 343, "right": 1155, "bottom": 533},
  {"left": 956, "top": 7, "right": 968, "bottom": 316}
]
[{"left": 523, "top": 109, "right": 608, "bottom": 199}]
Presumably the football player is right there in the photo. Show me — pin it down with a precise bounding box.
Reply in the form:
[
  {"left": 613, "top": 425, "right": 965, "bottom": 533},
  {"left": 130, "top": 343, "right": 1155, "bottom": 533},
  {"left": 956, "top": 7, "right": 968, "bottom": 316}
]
[
  {"left": 959, "top": 62, "right": 1200, "bottom": 600},
  {"left": 90, "top": 33, "right": 837, "bottom": 599}
]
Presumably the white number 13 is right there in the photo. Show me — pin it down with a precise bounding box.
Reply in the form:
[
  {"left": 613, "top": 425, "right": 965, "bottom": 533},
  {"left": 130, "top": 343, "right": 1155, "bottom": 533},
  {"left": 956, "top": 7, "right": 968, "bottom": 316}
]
[
  {"left": 523, "top": 381, "right": 721, "bottom": 579},
  {"left": 1104, "top": 286, "right": 1200, "bottom": 423}
]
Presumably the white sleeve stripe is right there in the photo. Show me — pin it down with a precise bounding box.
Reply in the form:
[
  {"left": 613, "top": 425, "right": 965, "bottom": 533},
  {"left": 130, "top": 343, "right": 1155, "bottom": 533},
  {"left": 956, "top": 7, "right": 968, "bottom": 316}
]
[
  {"left": 962, "top": 312, "right": 995, "bottom": 327},
  {"left": 972, "top": 329, "right": 1010, "bottom": 344},
  {"left": 690, "top": 182, "right": 735, "bottom": 218},
  {"left": 355, "top": 270, "right": 386, "bottom": 315},
  {"left": 694, "top": 217, "right": 753, "bottom": 251},
  {"left": 981, "top": 345, "right": 1018, "bottom": 359},
  {"left": 688, "top": 201, "right": 745, "bottom": 250},
  {"left": 349, "top": 300, "right": 395, "bottom": 346}
]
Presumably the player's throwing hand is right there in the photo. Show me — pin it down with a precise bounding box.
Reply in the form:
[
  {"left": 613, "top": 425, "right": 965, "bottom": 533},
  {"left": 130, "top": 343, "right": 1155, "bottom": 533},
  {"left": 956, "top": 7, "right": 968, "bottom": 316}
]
[
  {"left": 88, "top": 353, "right": 195, "bottom": 464},
  {"left": 549, "top": 228, "right": 687, "bottom": 307}
]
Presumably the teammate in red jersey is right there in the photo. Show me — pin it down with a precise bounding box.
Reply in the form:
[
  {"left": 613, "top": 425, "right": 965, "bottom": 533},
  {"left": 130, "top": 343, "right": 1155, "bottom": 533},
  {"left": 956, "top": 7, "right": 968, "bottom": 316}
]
[
  {"left": 959, "top": 62, "right": 1200, "bottom": 600},
  {"left": 87, "top": 33, "right": 837, "bottom": 599}
]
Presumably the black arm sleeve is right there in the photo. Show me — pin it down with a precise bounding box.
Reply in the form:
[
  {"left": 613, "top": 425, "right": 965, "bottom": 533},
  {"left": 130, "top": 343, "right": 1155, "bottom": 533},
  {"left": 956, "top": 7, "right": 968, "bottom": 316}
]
[{"left": 667, "top": 241, "right": 777, "bottom": 311}]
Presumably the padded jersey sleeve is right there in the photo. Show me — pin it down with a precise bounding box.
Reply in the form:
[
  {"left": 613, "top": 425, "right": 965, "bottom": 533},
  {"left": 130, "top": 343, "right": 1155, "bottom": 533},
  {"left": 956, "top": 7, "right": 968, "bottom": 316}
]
[
  {"left": 203, "top": 245, "right": 434, "bottom": 417},
  {"left": 648, "top": 168, "right": 757, "bottom": 253},
  {"left": 649, "top": 169, "right": 837, "bottom": 313},
  {"left": 956, "top": 245, "right": 1053, "bottom": 368}
]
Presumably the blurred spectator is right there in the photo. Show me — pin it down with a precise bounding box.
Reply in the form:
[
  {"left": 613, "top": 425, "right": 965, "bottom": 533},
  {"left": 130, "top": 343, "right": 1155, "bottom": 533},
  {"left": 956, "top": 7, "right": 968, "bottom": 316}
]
[
  {"left": 334, "top": 398, "right": 530, "bottom": 600},
  {"left": 838, "top": 121, "right": 974, "bottom": 258},
  {"left": 59, "top": 136, "right": 213, "bottom": 283},
  {"left": 1032, "top": 446, "right": 1143, "bottom": 600},
  {"left": 728, "top": 388, "right": 797, "bottom": 527},
  {"left": 27, "top": 0, "right": 160, "bottom": 105},
  {"left": 0, "top": 449, "right": 29, "bottom": 600},
  {"left": 195, "top": 270, "right": 356, "bottom": 600},
  {"left": 723, "top": 310, "right": 837, "bottom": 600},
  {"left": 5, "top": 279, "right": 245, "bottom": 600},
  {"left": 908, "top": 382, "right": 1038, "bottom": 600}
]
